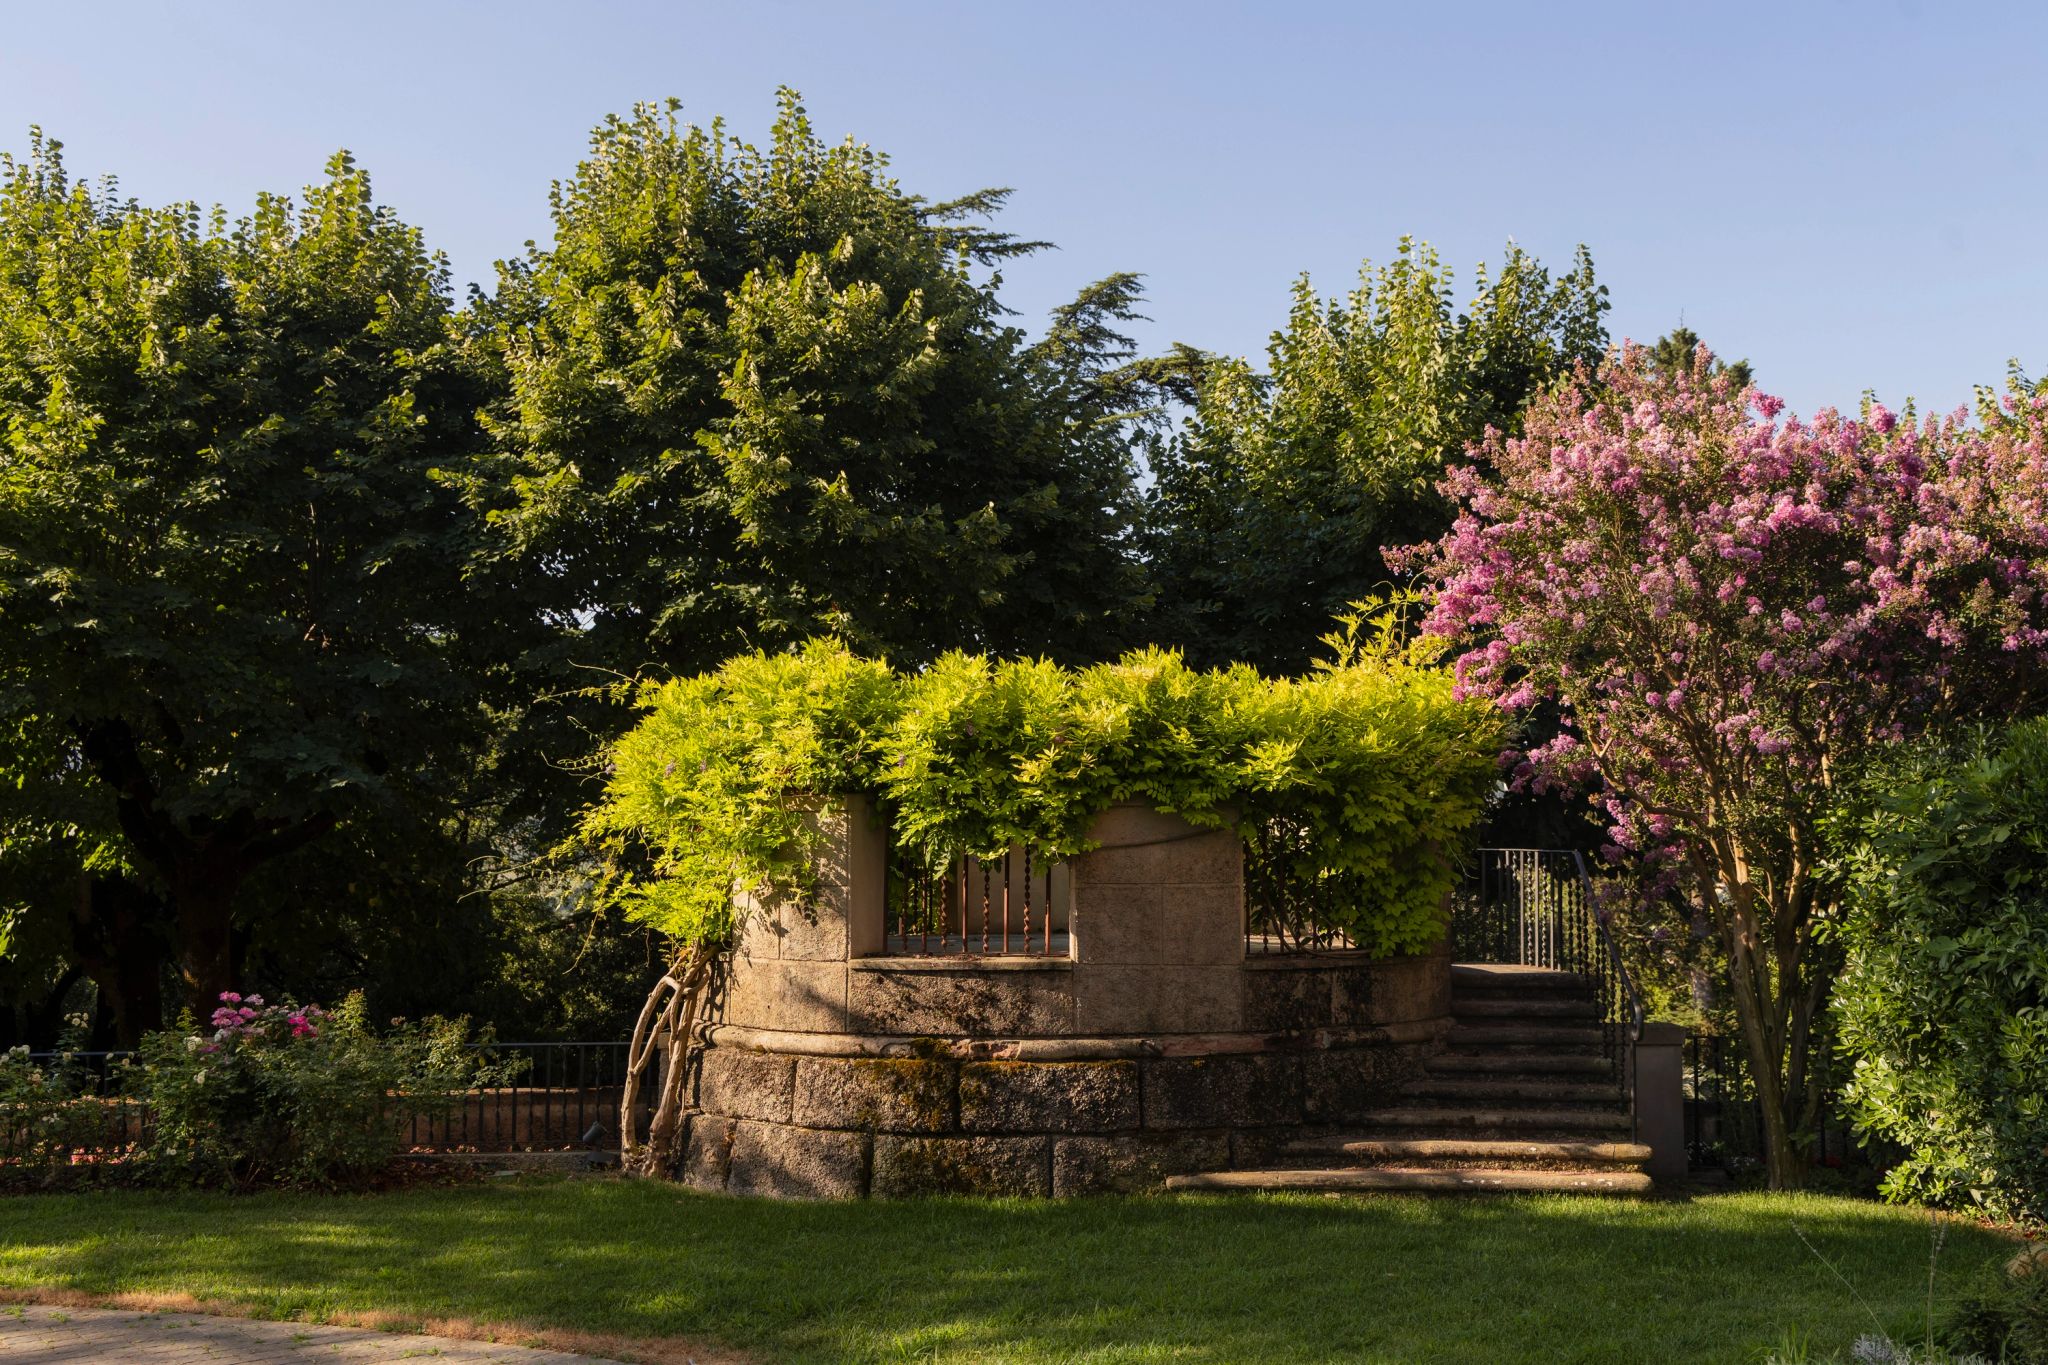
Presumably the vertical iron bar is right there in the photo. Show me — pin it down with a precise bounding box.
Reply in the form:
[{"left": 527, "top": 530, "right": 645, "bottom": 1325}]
[{"left": 1044, "top": 852, "right": 1053, "bottom": 956}]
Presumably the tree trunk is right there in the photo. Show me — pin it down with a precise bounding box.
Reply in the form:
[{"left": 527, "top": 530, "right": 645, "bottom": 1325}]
[
  {"left": 170, "top": 856, "right": 250, "bottom": 1018},
  {"left": 78, "top": 714, "right": 338, "bottom": 1022},
  {"left": 1718, "top": 884, "right": 1829, "bottom": 1191},
  {"left": 69, "top": 874, "right": 171, "bottom": 1047}
]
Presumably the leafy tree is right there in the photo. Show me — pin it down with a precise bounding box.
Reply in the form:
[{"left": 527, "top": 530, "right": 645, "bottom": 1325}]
[
  {"left": 1145, "top": 238, "right": 1608, "bottom": 672},
  {"left": 0, "top": 133, "right": 501, "bottom": 1014},
  {"left": 459, "top": 92, "right": 1151, "bottom": 682},
  {"left": 1407, "top": 346, "right": 2048, "bottom": 1188},
  {"left": 1648, "top": 325, "right": 1752, "bottom": 390}
]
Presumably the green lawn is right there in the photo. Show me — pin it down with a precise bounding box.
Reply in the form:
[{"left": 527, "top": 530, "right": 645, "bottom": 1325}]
[{"left": 0, "top": 1180, "right": 2017, "bottom": 1363}]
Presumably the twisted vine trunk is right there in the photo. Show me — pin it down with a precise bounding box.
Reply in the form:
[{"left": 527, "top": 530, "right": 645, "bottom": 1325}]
[{"left": 620, "top": 943, "right": 717, "bottom": 1177}]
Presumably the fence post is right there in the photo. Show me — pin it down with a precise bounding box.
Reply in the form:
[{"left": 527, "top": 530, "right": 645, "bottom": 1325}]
[{"left": 1633, "top": 1021, "right": 1688, "bottom": 1182}]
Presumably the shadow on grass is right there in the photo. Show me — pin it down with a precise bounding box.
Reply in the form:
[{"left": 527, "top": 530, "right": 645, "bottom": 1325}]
[{"left": 0, "top": 1182, "right": 2018, "bottom": 1365}]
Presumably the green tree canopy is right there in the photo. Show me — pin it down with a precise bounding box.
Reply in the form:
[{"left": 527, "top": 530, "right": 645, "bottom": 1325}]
[
  {"left": 1144, "top": 238, "right": 1608, "bottom": 672},
  {"left": 1648, "top": 324, "right": 1752, "bottom": 391},
  {"left": 0, "top": 133, "right": 501, "bottom": 1014},
  {"left": 460, "top": 91, "right": 1151, "bottom": 680}
]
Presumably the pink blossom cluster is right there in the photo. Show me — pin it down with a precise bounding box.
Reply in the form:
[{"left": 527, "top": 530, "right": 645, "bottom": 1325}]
[
  {"left": 1402, "top": 345, "right": 2048, "bottom": 862},
  {"left": 205, "top": 992, "right": 326, "bottom": 1045}
]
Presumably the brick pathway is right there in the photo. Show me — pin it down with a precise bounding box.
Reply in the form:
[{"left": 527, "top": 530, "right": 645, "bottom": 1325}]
[{"left": 0, "top": 1303, "right": 625, "bottom": 1363}]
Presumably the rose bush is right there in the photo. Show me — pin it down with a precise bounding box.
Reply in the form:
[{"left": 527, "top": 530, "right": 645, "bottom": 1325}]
[{"left": 136, "top": 992, "right": 512, "bottom": 1187}]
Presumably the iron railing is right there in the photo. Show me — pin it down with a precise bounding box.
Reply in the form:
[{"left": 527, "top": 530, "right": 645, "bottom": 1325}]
[
  {"left": 402, "top": 1041, "right": 631, "bottom": 1151},
  {"left": 886, "top": 846, "right": 1070, "bottom": 957},
  {"left": 1451, "top": 848, "right": 1647, "bottom": 1127}
]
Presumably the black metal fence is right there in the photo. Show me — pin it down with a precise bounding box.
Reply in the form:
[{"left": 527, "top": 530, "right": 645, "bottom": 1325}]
[
  {"left": 401, "top": 1041, "right": 632, "bottom": 1151},
  {"left": 4, "top": 1041, "right": 631, "bottom": 1163},
  {"left": 4, "top": 1051, "right": 148, "bottom": 1160},
  {"left": 1450, "top": 847, "right": 1604, "bottom": 975},
  {"left": 1682, "top": 1030, "right": 1860, "bottom": 1173}
]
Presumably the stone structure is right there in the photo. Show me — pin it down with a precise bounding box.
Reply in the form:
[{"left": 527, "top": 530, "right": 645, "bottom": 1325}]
[{"left": 680, "top": 800, "right": 1452, "bottom": 1198}]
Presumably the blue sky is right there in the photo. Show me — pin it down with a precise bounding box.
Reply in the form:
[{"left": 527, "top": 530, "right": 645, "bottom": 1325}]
[{"left": 3, "top": 0, "right": 2041, "bottom": 417}]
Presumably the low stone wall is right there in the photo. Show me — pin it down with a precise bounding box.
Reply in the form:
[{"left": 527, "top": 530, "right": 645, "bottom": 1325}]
[{"left": 681, "top": 801, "right": 1451, "bottom": 1197}]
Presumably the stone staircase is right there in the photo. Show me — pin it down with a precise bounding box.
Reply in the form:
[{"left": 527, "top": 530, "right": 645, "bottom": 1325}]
[{"left": 1169, "top": 962, "right": 1652, "bottom": 1196}]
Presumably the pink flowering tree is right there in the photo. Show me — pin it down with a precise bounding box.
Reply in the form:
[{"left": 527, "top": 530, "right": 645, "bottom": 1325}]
[{"left": 1406, "top": 346, "right": 2048, "bottom": 1188}]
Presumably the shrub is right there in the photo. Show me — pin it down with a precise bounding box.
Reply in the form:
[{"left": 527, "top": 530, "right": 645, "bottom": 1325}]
[
  {"left": 135, "top": 992, "right": 510, "bottom": 1188},
  {"left": 0, "top": 1048, "right": 113, "bottom": 1185},
  {"left": 584, "top": 620, "right": 1506, "bottom": 957},
  {"left": 1940, "top": 1257, "right": 2048, "bottom": 1363},
  {"left": 1829, "top": 718, "right": 2048, "bottom": 1224}
]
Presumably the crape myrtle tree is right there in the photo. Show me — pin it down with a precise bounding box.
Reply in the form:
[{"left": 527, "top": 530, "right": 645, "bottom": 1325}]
[
  {"left": 1144, "top": 238, "right": 1608, "bottom": 673},
  {"left": 458, "top": 91, "right": 1152, "bottom": 685},
  {"left": 1404, "top": 345, "right": 2048, "bottom": 1188},
  {"left": 0, "top": 134, "right": 503, "bottom": 1015}
]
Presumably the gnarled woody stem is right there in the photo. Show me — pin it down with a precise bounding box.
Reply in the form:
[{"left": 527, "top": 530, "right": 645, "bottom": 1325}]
[{"left": 620, "top": 944, "right": 716, "bottom": 1176}]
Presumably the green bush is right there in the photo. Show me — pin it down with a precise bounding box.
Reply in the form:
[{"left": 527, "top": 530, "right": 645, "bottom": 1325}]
[
  {"left": 1941, "top": 1257, "right": 2048, "bottom": 1363},
  {"left": 584, "top": 619, "right": 1507, "bottom": 957},
  {"left": 1829, "top": 718, "right": 2048, "bottom": 1224},
  {"left": 0, "top": 1048, "right": 114, "bottom": 1185},
  {"left": 135, "top": 992, "right": 511, "bottom": 1188}
]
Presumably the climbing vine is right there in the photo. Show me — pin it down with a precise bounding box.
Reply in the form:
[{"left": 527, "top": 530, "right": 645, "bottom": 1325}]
[{"left": 585, "top": 611, "right": 1506, "bottom": 956}]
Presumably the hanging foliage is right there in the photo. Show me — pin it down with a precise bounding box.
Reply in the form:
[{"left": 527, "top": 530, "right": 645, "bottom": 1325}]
[{"left": 582, "top": 617, "right": 1507, "bottom": 961}]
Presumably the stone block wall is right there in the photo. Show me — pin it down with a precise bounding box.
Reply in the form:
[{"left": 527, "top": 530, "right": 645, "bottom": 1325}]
[{"left": 682, "top": 800, "right": 1451, "bottom": 1197}]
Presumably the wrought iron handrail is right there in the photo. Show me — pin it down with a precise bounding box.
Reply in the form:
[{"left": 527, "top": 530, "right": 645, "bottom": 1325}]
[
  {"left": 1574, "top": 850, "right": 1647, "bottom": 1136},
  {"left": 1458, "top": 848, "right": 1648, "bottom": 1136}
]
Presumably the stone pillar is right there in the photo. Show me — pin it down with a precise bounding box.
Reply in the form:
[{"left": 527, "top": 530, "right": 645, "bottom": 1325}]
[
  {"left": 1069, "top": 804, "right": 1245, "bottom": 1035},
  {"left": 1633, "top": 1021, "right": 1688, "bottom": 1183},
  {"left": 724, "top": 795, "right": 883, "bottom": 1034}
]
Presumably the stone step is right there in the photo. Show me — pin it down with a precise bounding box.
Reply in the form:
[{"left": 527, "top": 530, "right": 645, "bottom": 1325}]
[
  {"left": 1451, "top": 963, "right": 1598, "bottom": 993},
  {"left": 1364, "top": 1106, "right": 1633, "bottom": 1134},
  {"left": 1426, "top": 1052, "right": 1615, "bottom": 1078},
  {"left": 1400, "top": 1076, "right": 1624, "bottom": 1107},
  {"left": 1285, "top": 1135, "right": 1651, "bottom": 1168},
  {"left": 1166, "top": 1166, "right": 1653, "bottom": 1195},
  {"left": 1448, "top": 1024, "right": 1605, "bottom": 1051},
  {"left": 1452, "top": 997, "right": 1601, "bottom": 1020}
]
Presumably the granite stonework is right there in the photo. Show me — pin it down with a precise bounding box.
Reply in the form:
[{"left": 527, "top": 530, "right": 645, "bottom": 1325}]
[{"left": 681, "top": 800, "right": 1453, "bottom": 1198}]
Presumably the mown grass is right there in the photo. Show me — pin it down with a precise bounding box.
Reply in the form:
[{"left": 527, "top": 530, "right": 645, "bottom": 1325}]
[{"left": 0, "top": 1180, "right": 2018, "bottom": 1363}]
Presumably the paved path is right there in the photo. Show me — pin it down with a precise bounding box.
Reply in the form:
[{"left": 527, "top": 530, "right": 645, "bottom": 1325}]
[{"left": 0, "top": 1304, "right": 626, "bottom": 1363}]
